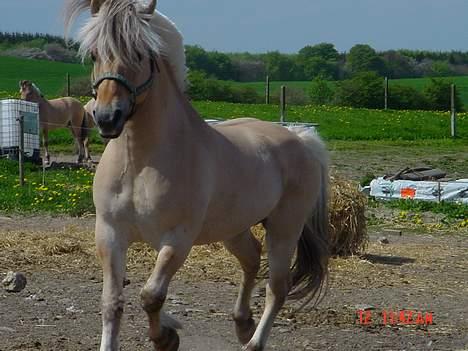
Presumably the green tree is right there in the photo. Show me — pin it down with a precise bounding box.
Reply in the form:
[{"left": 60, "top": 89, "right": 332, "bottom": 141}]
[
  {"left": 298, "top": 43, "right": 340, "bottom": 80},
  {"left": 429, "top": 61, "right": 454, "bottom": 77},
  {"left": 298, "top": 43, "right": 339, "bottom": 61},
  {"left": 185, "top": 45, "right": 238, "bottom": 80},
  {"left": 264, "top": 51, "right": 296, "bottom": 80},
  {"left": 300, "top": 56, "right": 338, "bottom": 80},
  {"left": 382, "top": 50, "right": 416, "bottom": 78},
  {"left": 347, "top": 44, "right": 386, "bottom": 76}
]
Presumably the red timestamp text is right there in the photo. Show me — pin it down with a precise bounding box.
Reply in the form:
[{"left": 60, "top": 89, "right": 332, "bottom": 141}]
[{"left": 357, "top": 309, "right": 434, "bottom": 326}]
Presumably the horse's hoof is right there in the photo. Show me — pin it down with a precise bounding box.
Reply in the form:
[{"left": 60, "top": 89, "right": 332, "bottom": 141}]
[
  {"left": 235, "top": 317, "right": 256, "bottom": 345},
  {"left": 152, "top": 326, "right": 179, "bottom": 351}
]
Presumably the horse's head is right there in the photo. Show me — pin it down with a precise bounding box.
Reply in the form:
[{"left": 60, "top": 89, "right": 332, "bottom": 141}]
[
  {"left": 76, "top": 0, "right": 159, "bottom": 139},
  {"left": 19, "top": 80, "right": 41, "bottom": 102}
]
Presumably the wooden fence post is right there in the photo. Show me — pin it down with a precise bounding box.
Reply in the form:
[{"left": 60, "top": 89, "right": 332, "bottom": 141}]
[
  {"left": 451, "top": 84, "right": 457, "bottom": 138},
  {"left": 265, "top": 75, "right": 270, "bottom": 104},
  {"left": 280, "top": 85, "right": 286, "bottom": 122}
]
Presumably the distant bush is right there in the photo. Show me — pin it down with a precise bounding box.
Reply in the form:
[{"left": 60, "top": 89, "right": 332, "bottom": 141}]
[
  {"left": 388, "top": 85, "right": 429, "bottom": 110},
  {"left": 187, "top": 70, "right": 261, "bottom": 103},
  {"left": 335, "top": 71, "right": 383, "bottom": 109},
  {"left": 308, "top": 77, "right": 335, "bottom": 105},
  {"left": 423, "top": 78, "right": 464, "bottom": 112}
]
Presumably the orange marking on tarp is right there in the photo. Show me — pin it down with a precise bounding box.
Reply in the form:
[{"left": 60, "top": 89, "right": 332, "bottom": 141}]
[{"left": 401, "top": 187, "right": 416, "bottom": 199}]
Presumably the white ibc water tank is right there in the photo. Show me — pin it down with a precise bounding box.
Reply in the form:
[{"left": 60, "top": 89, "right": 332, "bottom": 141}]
[{"left": 0, "top": 99, "right": 40, "bottom": 160}]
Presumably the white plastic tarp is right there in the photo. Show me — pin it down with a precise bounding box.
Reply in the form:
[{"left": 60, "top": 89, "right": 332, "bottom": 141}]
[{"left": 370, "top": 177, "right": 468, "bottom": 204}]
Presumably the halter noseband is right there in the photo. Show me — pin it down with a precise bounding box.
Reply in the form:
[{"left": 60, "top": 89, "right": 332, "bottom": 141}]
[{"left": 91, "top": 58, "right": 158, "bottom": 118}]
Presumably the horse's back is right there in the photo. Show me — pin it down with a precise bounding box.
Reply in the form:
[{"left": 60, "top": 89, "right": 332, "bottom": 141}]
[
  {"left": 212, "top": 118, "right": 313, "bottom": 175},
  {"left": 49, "top": 96, "right": 83, "bottom": 110},
  {"left": 46, "top": 97, "right": 85, "bottom": 127}
]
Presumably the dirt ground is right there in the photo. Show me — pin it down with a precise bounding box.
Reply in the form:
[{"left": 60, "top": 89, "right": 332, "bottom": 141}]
[{"left": 1, "top": 144, "right": 467, "bottom": 351}]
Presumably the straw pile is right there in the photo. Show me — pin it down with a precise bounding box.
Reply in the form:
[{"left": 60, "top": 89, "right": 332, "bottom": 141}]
[
  {"left": 251, "top": 176, "right": 368, "bottom": 257},
  {"left": 328, "top": 176, "right": 368, "bottom": 256}
]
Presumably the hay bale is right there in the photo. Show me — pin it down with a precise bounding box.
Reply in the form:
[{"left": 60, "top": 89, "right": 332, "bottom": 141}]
[
  {"left": 251, "top": 176, "right": 367, "bottom": 258},
  {"left": 329, "top": 176, "right": 368, "bottom": 256}
]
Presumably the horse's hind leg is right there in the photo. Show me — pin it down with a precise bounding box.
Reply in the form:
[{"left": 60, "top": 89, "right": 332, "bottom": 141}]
[
  {"left": 96, "top": 220, "right": 129, "bottom": 351},
  {"left": 223, "top": 229, "right": 262, "bottom": 344},
  {"left": 83, "top": 135, "right": 91, "bottom": 162},
  {"left": 70, "top": 124, "right": 85, "bottom": 163},
  {"left": 244, "top": 216, "right": 305, "bottom": 351},
  {"left": 140, "top": 229, "right": 192, "bottom": 351}
]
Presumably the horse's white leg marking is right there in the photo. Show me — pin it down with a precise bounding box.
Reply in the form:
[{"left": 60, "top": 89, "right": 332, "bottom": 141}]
[
  {"left": 96, "top": 219, "right": 129, "bottom": 351},
  {"left": 244, "top": 215, "right": 306, "bottom": 351},
  {"left": 223, "top": 230, "right": 262, "bottom": 345},
  {"left": 140, "top": 227, "right": 192, "bottom": 351}
]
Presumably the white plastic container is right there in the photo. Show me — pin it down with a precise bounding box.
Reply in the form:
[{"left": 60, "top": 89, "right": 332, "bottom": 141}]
[{"left": 0, "top": 99, "right": 40, "bottom": 160}]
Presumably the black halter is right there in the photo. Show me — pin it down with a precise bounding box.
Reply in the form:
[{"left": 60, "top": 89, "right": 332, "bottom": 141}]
[{"left": 91, "top": 58, "right": 159, "bottom": 118}]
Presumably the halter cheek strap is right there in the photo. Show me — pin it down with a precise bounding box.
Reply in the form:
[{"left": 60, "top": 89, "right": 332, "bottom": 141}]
[{"left": 91, "top": 58, "right": 159, "bottom": 119}]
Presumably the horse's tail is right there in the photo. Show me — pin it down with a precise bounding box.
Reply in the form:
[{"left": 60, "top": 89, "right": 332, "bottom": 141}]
[
  {"left": 288, "top": 127, "right": 330, "bottom": 307},
  {"left": 80, "top": 110, "right": 89, "bottom": 142}
]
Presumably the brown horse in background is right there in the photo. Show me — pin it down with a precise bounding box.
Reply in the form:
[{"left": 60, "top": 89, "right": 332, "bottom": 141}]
[{"left": 19, "top": 80, "right": 92, "bottom": 164}]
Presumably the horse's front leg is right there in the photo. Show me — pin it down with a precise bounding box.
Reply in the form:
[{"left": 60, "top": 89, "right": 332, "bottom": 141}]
[
  {"left": 140, "top": 229, "right": 192, "bottom": 351},
  {"left": 96, "top": 219, "right": 129, "bottom": 351}
]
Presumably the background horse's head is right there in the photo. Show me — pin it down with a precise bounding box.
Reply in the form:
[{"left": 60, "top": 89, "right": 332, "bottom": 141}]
[
  {"left": 19, "top": 80, "right": 43, "bottom": 102},
  {"left": 66, "top": 0, "right": 160, "bottom": 139}
]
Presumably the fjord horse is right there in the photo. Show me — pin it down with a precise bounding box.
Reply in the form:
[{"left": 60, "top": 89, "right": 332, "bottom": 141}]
[
  {"left": 19, "top": 80, "right": 91, "bottom": 164},
  {"left": 66, "top": 1, "right": 329, "bottom": 350}
]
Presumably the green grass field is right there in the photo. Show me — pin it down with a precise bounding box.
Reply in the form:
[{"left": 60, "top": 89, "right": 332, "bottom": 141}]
[
  {"left": 193, "top": 101, "right": 468, "bottom": 140},
  {"left": 0, "top": 56, "right": 90, "bottom": 96}
]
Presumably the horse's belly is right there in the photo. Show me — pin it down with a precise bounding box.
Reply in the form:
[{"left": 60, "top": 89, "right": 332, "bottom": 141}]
[{"left": 194, "top": 185, "right": 280, "bottom": 245}]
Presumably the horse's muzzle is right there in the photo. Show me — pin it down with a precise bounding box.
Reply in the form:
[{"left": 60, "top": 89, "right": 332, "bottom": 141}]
[{"left": 94, "top": 107, "right": 127, "bottom": 139}]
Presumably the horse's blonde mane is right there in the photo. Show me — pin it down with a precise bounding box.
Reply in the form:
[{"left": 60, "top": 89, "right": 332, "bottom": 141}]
[{"left": 65, "top": 0, "right": 187, "bottom": 92}]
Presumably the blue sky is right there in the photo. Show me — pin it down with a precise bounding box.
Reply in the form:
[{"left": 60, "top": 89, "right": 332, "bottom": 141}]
[{"left": 1, "top": 0, "right": 468, "bottom": 53}]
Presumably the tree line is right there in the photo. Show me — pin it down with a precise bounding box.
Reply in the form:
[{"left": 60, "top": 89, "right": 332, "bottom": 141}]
[
  {"left": 0, "top": 32, "right": 79, "bottom": 51},
  {"left": 186, "top": 43, "right": 468, "bottom": 82},
  {"left": 2, "top": 32, "right": 466, "bottom": 110}
]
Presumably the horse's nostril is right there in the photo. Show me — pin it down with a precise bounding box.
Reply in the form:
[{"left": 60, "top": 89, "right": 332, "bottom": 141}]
[
  {"left": 114, "top": 109, "right": 123, "bottom": 120},
  {"left": 93, "top": 110, "right": 96, "bottom": 117}
]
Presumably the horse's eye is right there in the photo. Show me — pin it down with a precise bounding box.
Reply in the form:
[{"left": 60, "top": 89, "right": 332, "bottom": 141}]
[
  {"left": 90, "top": 53, "right": 97, "bottom": 62},
  {"left": 137, "top": 52, "right": 143, "bottom": 62}
]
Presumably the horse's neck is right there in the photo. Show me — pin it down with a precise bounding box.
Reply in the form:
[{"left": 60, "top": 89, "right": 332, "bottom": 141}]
[
  {"left": 121, "top": 60, "right": 206, "bottom": 154},
  {"left": 37, "top": 97, "right": 53, "bottom": 122}
]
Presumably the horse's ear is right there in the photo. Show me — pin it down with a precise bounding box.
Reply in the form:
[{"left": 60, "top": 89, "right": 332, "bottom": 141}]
[
  {"left": 19, "top": 80, "right": 27, "bottom": 89},
  {"left": 140, "top": 0, "right": 157, "bottom": 14},
  {"left": 91, "top": 0, "right": 106, "bottom": 14}
]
